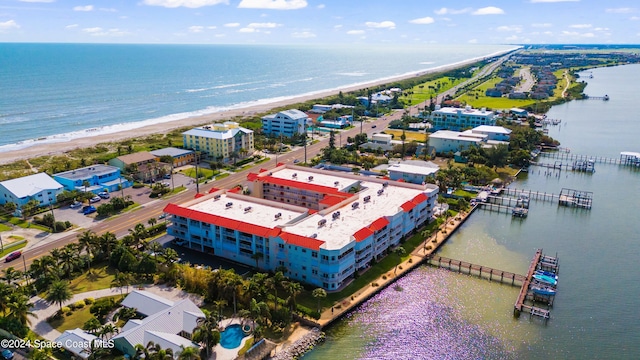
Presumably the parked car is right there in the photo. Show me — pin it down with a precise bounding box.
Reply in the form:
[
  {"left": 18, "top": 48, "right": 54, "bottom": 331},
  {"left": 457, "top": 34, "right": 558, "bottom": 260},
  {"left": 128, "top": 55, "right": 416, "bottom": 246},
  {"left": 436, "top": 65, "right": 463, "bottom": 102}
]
[
  {"left": 89, "top": 196, "right": 101, "bottom": 203},
  {"left": 98, "top": 191, "right": 110, "bottom": 199},
  {"left": 4, "top": 251, "right": 21, "bottom": 263},
  {"left": 163, "top": 174, "right": 171, "bottom": 179},
  {"left": 293, "top": 159, "right": 300, "bottom": 164},
  {"left": 82, "top": 206, "right": 97, "bottom": 215},
  {"left": 158, "top": 213, "right": 167, "bottom": 219},
  {"left": 70, "top": 201, "right": 82, "bottom": 209},
  {"left": 1, "top": 348, "right": 14, "bottom": 360},
  {"left": 372, "top": 125, "right": 377, "bottom": 128}
]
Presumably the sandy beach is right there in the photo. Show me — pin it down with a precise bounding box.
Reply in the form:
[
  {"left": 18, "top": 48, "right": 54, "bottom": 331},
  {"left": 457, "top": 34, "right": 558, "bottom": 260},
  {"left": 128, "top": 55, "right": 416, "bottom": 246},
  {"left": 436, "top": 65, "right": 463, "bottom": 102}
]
[{"left": 0, "top": 54, "right": 505, "bottom": 166}]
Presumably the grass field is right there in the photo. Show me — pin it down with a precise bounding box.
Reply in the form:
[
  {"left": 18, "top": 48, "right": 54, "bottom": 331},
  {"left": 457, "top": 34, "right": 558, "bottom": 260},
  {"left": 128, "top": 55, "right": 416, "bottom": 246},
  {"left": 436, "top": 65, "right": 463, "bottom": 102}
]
[
  {"left": 382, "top": 129, "right": 428, "bottom": 143},
  {"left": 0, "top": 239, "right": 27, "bottom": 258},
  {"left": 48, "top": 295, "right": 121, "bottom": 332},
  {"left": 0, "top": 223, "right": 11, "bottom": 232},
  {"left": 68, "top": 265, "right": 118, "bottom": 294}
]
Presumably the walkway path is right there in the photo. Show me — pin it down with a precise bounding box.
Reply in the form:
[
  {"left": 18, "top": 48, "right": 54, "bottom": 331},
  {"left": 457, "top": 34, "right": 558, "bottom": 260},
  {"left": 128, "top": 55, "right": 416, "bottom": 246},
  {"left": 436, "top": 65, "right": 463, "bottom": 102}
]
[{"left": 29, "top": 284, "right": 204, "bottom": 341}]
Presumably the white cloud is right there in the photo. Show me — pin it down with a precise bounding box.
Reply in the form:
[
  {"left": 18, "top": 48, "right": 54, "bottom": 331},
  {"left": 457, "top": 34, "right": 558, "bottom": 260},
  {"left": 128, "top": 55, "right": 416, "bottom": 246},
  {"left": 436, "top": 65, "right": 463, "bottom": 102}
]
[
  {"left": 239, "top": 27, "right": 255, "bottom": 33},
  {"left": 531, "top": 23, "right": 552, "bottom": 27},
  {"left": 569, "top": 24, "right": 591, "bottom": 28},
  {"left": 238, "top": 0, "right": 306, "bottom": 10},
  {"left": 0, "top": 20, "right": 20, "bottom": 31},
  {"left": 73, "top": 5, "right": 94, "bottom": 12},
  {"left": 365, "top": 21, "right": 395, "bottom": 29},
  {"left": 82, "top": 27, "right": 102, "bottom": 33},
  {"left": 434, "top": 7, "right": 471, "bottom": 15},
  {"left": 409, "top": 17, "right": 434, "bottom": 25},
  {"left": 631, "top": 16, "right": 640, "bottom": 21},
  {"left": 346, "top": 30, "right": 365, "bottom": 35},
  {"left": 143, "top": 0, "right": 228, "bottom": 8},
  {"left": 468, "top": 38, "right": 478, "bottom": 43},
  {"left": 291, "top": 31, "right": 315, "bottom": 38},
  {"left": 99, "top": 8, "right": 117, "bottom": 12},
  {"left": 247, "top": 22, "right": 281, "bottom": 28},
  {"left": 594, "top": 27, "right": 609, "bottom": 31},
  {"left": 18, "top": 0, "right": 55, "bottom": 2},
  {"left": 224, "top": 22, "right": 240, "bottom": 27},
  {"left": 334, "top": 24, "right": 342, "bottom": 29},
  {"left": 207, "top": 26, "right": 217, "bottom": 29},
  {"left": 496, "top": 25, "right": 522, "bottom": 32},
  {"left": 606, "top": 8, "right": 635, "bottom": 13},
  {"left": 88, "top": 28, "right": 129, "bottom": 37},
  {"left": 317, "top": 4, "right": 325, "bottom": 9},
  {"left": 65, "top": 24, "right": 78, "bottom": 29},
  {"left": 189, "top": 25, "right": 204, "bottom": 33},
  {"left": 561, "top": 30, "right": 594, "bottom": 37},
  {"left": 530, "top": 0, "right": 578, "bottom": 2},
  {"left": 472, "top": 7, "right": 504, "bottom": 15}
]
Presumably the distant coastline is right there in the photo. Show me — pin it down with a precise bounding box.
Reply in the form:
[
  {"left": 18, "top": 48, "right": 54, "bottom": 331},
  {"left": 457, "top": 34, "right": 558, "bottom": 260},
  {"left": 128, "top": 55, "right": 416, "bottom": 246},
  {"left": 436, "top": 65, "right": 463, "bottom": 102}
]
[{"left": 0, "top": 47, "right": 518, "bottom": 165}]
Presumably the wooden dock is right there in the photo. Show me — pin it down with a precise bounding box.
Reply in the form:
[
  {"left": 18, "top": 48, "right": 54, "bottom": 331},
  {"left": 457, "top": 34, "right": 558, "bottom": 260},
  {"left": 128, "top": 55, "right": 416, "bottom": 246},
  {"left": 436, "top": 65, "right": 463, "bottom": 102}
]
[
  {"left": 425, "top": 255, "right": 526, "bottom": 286},
  {"left": 538, "top": 152, "right": 620, "bottom": 165},
  {"left": 501, "top": 188, "right": 560, "bottom": 203},
  {"left": 513, "top": 249, "right": 559, "bottom": 324}
]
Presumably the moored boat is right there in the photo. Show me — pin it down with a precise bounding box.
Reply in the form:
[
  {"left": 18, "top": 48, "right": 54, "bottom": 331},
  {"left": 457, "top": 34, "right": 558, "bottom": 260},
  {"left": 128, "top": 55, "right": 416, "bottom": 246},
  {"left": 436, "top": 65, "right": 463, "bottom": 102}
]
[
  {"left": 531, "top": 285, "right": 556, "bottom": 296},
  {"left": 535, "top": 270, "right": 558, "bottom": 280},
  {"left": 533, "top": 274, "right": 557, "bottom": 286}
]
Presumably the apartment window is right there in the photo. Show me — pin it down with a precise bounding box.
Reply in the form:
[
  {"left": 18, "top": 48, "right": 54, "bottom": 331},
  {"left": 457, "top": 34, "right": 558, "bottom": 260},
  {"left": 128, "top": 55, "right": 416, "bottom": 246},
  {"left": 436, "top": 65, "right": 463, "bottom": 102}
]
[{"left": 312, "top": 252, "right": 318, "bottom": 258}]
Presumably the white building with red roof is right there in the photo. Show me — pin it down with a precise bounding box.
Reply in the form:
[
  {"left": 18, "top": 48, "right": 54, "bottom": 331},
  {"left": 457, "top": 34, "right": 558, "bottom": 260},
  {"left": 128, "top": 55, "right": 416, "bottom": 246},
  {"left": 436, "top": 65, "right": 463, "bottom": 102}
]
[{"left": 164, "top": 165, "right": 438, "bottom": 291}]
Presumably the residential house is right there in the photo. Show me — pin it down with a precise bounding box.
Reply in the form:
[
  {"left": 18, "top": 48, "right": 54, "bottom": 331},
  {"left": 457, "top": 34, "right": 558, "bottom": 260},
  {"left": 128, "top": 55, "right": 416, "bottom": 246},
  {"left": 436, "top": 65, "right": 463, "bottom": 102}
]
[
  {"left": 109, "top": 152, "right": 167, "bottom": 183},
  {"left": 53, "top": 164, "right": 132, "bottom": 194},
  {"left": 387, "top": 162, "right": 439, "bottom": 184},
  {"left": 182, "top": 122, "right": 254, "bottom": 163},
  {"left": 428, "top": 130, "right": 487, "bottom": 153},
  {"left": 0, "top": 173, "right": 63, "bottom": 207},
  {"left": 470, "top": 125, "right": 512, "bottom": 142},
  {"left": 261, "top": 109, "right": 309, "bottom": 137},
  {"left": 54, "top": 328, "right": 98, "bottom": 360},
  {"left": 112, "top": 291, "right": 204, "bottom": 358},
  {"left": 150, "top": 147, "right": 195, "bottom": 167}
]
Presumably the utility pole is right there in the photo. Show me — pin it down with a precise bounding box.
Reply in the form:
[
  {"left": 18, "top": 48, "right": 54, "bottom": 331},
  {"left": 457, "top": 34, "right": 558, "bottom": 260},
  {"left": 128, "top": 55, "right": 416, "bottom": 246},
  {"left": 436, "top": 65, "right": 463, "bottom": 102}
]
[
  {"left": 195, "top": 151, "right": 200, "bottom": 194},
  {"left": 0, "top": 234, "right": 3, "bottom": 253}
]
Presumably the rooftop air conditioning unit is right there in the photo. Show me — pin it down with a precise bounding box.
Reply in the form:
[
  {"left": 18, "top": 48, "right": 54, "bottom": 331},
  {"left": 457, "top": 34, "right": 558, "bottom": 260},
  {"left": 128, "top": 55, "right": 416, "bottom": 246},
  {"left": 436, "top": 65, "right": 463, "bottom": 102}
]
[
  {"left": 383, "top": 182, "right": 389, "bottom": 188},
  {"left": 363, "top": 195, "right": 371, "bottom": 203},
  {"left": 352, "top": 202, "right": 359, "bottom": 209},
  {"left": 310, "top": 233, "right": 318, "bottom": 238},
  {"left": 334, "top": 181, "right": 340, "bottom": 186},
  {"left": 213, "top": 194, "right": 221, "bottom": 200},
  {"left": 308, "top": 176, "right": 314, "bottom": 181},
  {"left": 292, "top": 173, "right": 297, "bottom": 178},
  {"left": 318, "top": 219, "right": 327, "bottom": 227},
  {"left": 332, "top": 212, "right": 340, "bottom": 220},
  {"left": 275, "top": 212, "right": 282, "bottom": 219},
  {"left": 244, "top": 206, "right": 252, "bottom": 212},
  {"left": 377, "top": 189, "right": 384, "bottom": 196},
  {"left": 225, "top": 202, "right": 233, "bottom": 208}
]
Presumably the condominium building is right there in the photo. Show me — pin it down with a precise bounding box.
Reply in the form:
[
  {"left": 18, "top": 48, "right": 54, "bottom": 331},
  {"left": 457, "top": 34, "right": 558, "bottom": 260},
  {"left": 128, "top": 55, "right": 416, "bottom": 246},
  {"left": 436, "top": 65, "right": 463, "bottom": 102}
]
[
  {"left": 0, "top": 173, "right": 63, "bottom": 207},
  {"left": 53, "top": 164, "right": 132, "bottom": 194},
  {"left": 261, "top": 109, "right": 309, "bottom": 137},
  {"left": 430, "top": 105, "right": 497, "bottom": 131},
  {"left": 182, "top": 122, "right": 254, "bottom": 162},
  {"left": 164, "top": 165, "right": 438, "bottom": 290}
]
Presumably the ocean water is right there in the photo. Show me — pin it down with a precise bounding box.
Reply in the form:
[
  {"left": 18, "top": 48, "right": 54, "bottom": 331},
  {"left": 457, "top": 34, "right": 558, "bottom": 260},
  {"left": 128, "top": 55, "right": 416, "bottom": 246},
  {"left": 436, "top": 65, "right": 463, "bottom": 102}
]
[
  {"left": 0, "top": 43, "right": 515, "bottom": 152},
  {"left": 303, "top": 64, "right": 640, "bottom": 359}
]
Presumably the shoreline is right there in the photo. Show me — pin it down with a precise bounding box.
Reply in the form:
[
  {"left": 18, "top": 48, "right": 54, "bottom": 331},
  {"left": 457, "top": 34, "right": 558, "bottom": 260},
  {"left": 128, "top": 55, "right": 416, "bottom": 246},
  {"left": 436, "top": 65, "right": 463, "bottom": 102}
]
[{"left": 0, "top": 48, "right": 518, "bottom": 165}]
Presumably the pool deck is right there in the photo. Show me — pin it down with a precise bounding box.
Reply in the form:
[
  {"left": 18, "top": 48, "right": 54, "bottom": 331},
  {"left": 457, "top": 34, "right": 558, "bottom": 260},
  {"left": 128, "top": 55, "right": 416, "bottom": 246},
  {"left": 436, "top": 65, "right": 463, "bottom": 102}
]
[{"left": 215, "top": 318, "right": 252, "bottom": 360}]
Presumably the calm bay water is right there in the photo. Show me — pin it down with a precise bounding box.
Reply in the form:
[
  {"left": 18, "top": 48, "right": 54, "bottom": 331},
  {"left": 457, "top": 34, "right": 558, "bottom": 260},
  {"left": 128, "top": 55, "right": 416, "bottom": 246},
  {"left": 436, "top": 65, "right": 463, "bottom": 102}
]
[
  {"left": 0, "top": 43, "right": 514, "bottom": 152},
  {"left": 304, "top": 64, "right": 640, "bottom": 359}
]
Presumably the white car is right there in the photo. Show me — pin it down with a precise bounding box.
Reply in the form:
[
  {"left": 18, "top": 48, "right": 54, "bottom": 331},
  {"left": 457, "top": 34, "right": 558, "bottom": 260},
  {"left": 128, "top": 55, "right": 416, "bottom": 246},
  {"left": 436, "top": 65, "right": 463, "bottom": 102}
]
[
  {"left": 89, "top": 196, "right": 101, "bottom": 203},
  {"left": 70, "top": 201, "right": 82, "bottom": 209}
]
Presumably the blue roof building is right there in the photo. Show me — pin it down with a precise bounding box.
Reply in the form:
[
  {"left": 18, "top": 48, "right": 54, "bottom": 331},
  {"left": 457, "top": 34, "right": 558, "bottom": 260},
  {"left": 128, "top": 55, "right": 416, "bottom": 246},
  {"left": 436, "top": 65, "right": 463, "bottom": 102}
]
[
  {"left": 262, "top": 109, "right": 310, "bottom": 137},
  {"left": 53, "top": 164, "right": 132, "bottom": 194}
]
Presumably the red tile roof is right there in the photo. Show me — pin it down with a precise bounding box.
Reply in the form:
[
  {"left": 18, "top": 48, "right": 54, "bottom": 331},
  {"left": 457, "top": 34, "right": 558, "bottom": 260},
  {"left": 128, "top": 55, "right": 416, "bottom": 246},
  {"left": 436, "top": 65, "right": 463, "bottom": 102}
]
[
  {"left": 400, "top": 200, "right": 417, "bottom": 212},
  {"left": 194, "top": 193, "right": 204, "bottom": 199},
  {"left": 247, "top": 173, "right": 260, "bottom": 181},
  {"left": 163, "top": 203, "right": 275, "bottom": 238},
  {"left": 319, "top": 195, "right": 345, "bottom": 206},
  {"left": 259, "top": 176, "right": 346, "bottom": 196},
  {"left": 259, "top": 168, "right": 269, "bottom": 173},
  {"left": 208, "top": 188, "right": 220, "bottom": 193},
  {"left": 279, "top": 232, "right": 324, "bottom": 250},
  {"left": 353, "top": 227, "right": 374, "bottom": 242},
  {"left": 369, "top": 217, "right": 390, "bottom": 231}
]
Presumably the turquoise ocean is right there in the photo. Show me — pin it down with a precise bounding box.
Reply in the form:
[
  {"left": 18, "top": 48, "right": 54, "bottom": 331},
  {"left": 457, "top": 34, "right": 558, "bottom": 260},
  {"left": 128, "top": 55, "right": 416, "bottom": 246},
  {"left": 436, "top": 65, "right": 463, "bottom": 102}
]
[
  {"left": 303, "top": 65, "right": 640, "bottom": 359},
  {"left": 0, "top": 43, "right": 514, "bottom": 152}
]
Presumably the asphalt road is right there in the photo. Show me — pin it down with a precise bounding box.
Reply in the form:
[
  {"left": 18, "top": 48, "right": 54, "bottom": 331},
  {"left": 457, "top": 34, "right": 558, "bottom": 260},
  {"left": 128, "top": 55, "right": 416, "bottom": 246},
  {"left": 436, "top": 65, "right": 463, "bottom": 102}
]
[{"left": 0, "top": 52, "right": 513, "bottom": 272}]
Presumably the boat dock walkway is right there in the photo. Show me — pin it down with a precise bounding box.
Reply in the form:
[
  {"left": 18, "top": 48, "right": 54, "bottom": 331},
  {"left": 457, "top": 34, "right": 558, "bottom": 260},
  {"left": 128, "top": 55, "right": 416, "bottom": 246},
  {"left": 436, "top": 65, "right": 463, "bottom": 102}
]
[
  {"left": 514, "top": 249, "right": 559, "bottom": 324},
  {"left": 537, "top": 151, "right": 639, "bottom": 166},
  {"left": 425, "top": 255, "right": 526, "bottom": 286},
  {"left": 476, "top": 202, "right": 529, "bottom": 217}
]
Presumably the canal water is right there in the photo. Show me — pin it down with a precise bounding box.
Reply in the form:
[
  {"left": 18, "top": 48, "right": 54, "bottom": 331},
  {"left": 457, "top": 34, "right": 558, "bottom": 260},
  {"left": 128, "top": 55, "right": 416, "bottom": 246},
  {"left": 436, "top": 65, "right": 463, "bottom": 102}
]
[{"left": 303, "top": 64, "right": 640, "bottom": 359}]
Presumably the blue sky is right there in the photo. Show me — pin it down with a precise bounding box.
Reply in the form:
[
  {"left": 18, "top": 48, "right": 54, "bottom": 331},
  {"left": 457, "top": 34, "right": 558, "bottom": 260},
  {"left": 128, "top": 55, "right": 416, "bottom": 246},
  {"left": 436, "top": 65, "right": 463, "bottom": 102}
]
[{"left": 1, "top": 0, "right": 639, "bottom": 44}]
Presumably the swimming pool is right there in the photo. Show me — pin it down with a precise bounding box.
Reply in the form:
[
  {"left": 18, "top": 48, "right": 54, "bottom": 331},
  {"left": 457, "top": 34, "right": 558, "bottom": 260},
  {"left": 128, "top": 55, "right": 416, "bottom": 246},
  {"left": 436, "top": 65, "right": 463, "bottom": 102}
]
[{"left": 220, "top": 324, "right": 245, "bottom": 349}]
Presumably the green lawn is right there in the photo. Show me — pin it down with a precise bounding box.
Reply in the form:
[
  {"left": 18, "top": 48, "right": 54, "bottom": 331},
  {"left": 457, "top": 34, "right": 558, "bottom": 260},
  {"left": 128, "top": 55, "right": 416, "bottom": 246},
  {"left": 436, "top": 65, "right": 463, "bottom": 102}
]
[
  {"left": 0, "top": 239, "right": 27, "bottom": 258},
  {"left": 68, "top": 265, "right": 118, "bottom": 294},
  {"left": 7, "top": 217, "right": 51, "bottom": 232},
  {"left": 0, "top": 223, "right": 11, "bottom": 232},
  {"left": 48, "top": 295, "right": 121, "bottom": 332},
  {"left": 181, "top": 167, "right": 216, "bottom": 180},
  {"left": 383, "top": 129, "right": 428, "bottom": 143}
]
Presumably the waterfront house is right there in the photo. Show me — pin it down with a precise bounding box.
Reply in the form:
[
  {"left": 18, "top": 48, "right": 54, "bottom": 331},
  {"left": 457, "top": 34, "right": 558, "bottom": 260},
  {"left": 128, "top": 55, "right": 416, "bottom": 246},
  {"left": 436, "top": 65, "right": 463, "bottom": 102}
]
[
  {"left": 53, "top": 164, "right": 132, "bottom": 194},
  {"left": 182, "top": 122, "right": 254, "bottom": 163},
  {"left": 387, "top": 162, "right": 439, "bottom": 184},
  {"left": 0, "top": 173, "right": 63, "bottom": 207},
  {"left": 470, "top": 125, "right": 512, "bottom": 142},
  {"left": 164, "top": 164, "right": 438, "bottom": 291},
  {"left": 261, "top": 109, "right": 310, "bottom": 137},
  {"left": 150, "top": 147, "right": 195, "bottom": 167},
  {"left": 428, "top": 130, "right": 487, "bottom": 154}
]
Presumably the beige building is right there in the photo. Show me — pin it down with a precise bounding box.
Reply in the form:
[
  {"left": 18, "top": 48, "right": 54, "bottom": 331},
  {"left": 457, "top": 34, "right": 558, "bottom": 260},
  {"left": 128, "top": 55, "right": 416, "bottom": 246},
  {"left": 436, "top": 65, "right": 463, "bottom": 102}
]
[{"left": 182, "top": 122, "right": 254, "bottom": 162}]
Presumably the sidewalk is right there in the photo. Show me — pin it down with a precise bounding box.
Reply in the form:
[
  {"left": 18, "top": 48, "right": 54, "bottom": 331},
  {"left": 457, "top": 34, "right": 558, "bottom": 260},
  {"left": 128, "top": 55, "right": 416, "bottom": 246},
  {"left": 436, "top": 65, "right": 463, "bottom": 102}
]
[{"left": 29, "top": 284, "right": 204, "bottom": 341}]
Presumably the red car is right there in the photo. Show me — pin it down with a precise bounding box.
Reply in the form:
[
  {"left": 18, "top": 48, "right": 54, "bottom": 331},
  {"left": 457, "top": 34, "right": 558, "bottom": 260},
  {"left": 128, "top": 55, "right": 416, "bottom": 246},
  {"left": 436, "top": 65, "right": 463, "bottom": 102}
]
[{"left": 4, "top": 251, "right": 21, "bottom": 262}]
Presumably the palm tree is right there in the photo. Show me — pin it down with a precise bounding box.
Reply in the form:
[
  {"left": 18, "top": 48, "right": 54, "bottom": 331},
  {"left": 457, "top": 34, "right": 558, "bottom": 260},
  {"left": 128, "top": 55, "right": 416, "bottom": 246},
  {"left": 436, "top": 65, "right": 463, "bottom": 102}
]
[
  {"left": 211, "top": 299, "right": 227, "bottom": 322},
  {"left": 148, "top": 217, "right": 157, "bottom": 227},
  {"left": 312, "top": 288, "right": 327, "bottom": 313},
  {"left": 250, "top": 252, "right": 264, "bottom": 270},
  {"left": 1, "top": 267, "right": 23, "bottom": 286},
  {"left": 177, "top": 345, "right": 201, "bottom": 360},
  {"left": 82, "top": 180, "right": 91, "bottom": 193},
  {"left": 192, "top": 312, "right": 221, "bottom": 358},
  {"left": 145, "top": 341, "right": 174, "bottom": 360},
  {"left": 225, "top": 276, "right": 244, "bottom": 315},
  {"left": 111, "top": 271, "right": 133, "bottom": 296},
  {"left": 393, "top": 246, "right": 406, "bottom": 275},
  {"left": 422, "top": 229, "right": 432, "bottom": 254},
  {"left": 283, "top": 281, "right": 303, "bottom": 313},
  {"left": 97, "top": 232, "right": 118, "bottom": 261},
  {"left": 249, "top": 298, "right": 270, "bottom": 331},
  {"left": 0, "top": 283, "right": 12, "bottom": 315},
  {"left": 99, "top": 323, "right": 118, "bottom": 339},
  {"left": 58, "top": 245, "right": 78, "bottom": 276},
  {"left": 7, "top": 293, "right": 36, "bottom": 326},
  {"left": 247, "top": 273, "right": 268, "bottom": 302},
  {"left": 266, "top": 271, "right": 285, "bottom": 312},
  {"left": 77, "top": 230, "right": 97, "bottom": 272},
  {"left": 46, "top": 280, "right": 72, "bottom": 311}
]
